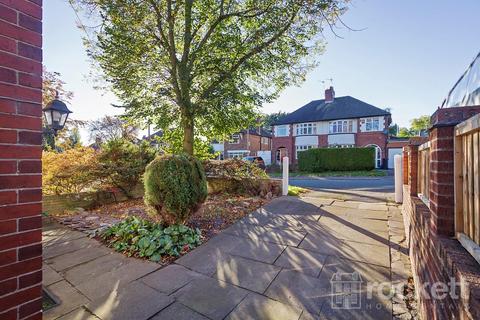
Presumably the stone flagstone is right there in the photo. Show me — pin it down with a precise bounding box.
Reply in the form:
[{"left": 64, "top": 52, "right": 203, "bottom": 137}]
[
  {"left": 151, "top": 302, "right": 209, "bottom": 320},
  {"left": 140, "top": 264, "right": 205, "bottom": 295},
  {"left": 86, "top": 281, "right": 173, "bottom": 320},
  {"left": 42, "top": 189, "right": 404, "bottom": 320},
  {"left": 174, "top": 277, "right": 248, "bottom": 320},
  {"left": 226, "top": 293, "right": 302, "bottom": 320},
  {"left": 43, "top": 281, "right": 89, "bottom": 320},
  {"left": 214, "top": 255, "right": 281, "bottom": 293},
  {"left": 274, "top": 246, "right": 328, "bottom": 278},
  {"left": 265, "top": 269, "right": 331, "bottom": 315}
]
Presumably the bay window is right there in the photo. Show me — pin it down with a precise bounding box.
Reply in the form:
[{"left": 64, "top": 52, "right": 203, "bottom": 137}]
[
  {"left": 329, "top": 120, "right": 354, "bottom": 134},
  {"left": 276, "top": 125, "right": 288, "bottom": 137},
  {"left": 365, "top": 118, "right": 380, "bottom": 131},
  {"left": 296, "top": 123, "right": 316, "bottom": 135}
]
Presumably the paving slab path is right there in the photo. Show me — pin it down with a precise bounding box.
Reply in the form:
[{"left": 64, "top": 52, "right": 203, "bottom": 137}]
[{"left": 43, "top": 191, "right": 412, "bottom": 320}]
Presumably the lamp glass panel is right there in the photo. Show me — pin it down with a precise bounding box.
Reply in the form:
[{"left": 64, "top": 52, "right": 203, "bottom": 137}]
[
  {"left": 60, "top": 113, "right": 68, "bottom": 127},
  {"left": 44, "top": 110, "right": 53, "bottom": 125},
  {"left": 52, "top": 110, "right": 61, "bottom": 122}
]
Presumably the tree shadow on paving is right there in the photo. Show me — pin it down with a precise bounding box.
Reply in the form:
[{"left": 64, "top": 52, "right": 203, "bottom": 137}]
[
  {"left": 316, "top": 208, "right": 391, "bottom": 247},
  {"left": 308, "top": 188, "right": 393, "bottom": 203}
]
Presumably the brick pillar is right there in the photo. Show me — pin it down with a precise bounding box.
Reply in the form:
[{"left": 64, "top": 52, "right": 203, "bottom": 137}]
[
  {"left": 402, "top": 147, "right": 409, "bottom": 185},
  {"left": 0, "top": 1, "right": 43, "bottom": 319},
  {"left": 408, "top": 145, "right": 419, "bottom": 196},
  {"left": 429, "top": 126, "right": 455, "bottom": 236}
]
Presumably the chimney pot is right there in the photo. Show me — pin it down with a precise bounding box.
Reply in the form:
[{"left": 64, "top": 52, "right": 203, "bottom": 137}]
[{"left": 325, "top": 86, "right": 335, "bottom": 103}]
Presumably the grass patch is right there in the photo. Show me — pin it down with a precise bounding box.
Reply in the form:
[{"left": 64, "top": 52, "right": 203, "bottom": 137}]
[
  {"left": 288, "top": 185, "right": 309, "bottom": 196},
  {"left": 270, "top": 170, "right": 387, "bottom": 178}
]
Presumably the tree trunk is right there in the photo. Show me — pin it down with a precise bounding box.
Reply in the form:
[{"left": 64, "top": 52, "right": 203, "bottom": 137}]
[{"left": 182, "top": 113, "right": 194, "bottom": 155}]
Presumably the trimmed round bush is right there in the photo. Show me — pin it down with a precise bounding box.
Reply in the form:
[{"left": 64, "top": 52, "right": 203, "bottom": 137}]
[{"left": 144, "top": 155, "right": 207, "bottom": 225}]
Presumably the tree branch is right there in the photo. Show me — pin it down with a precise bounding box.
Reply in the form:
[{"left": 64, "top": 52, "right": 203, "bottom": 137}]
[
  {"left": 200, "top": 7, "right": 300, "bottom": 101},
  {"left": 188, "top": 3, "right": 274, "bottom": 69},
  {"left": 165, "top": 0, "right": 182, "bottom": 103}
]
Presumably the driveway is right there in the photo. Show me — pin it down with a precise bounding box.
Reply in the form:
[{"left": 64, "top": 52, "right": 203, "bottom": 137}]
[
  {"left": 42, "top": 190, "right": 412, "bottom": 320},
  {"left": 290, "top": 176, "right": 395, "bottom": 202}
]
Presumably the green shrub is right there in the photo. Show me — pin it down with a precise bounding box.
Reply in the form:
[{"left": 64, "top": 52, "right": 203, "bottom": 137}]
[
  {"left": 98, "top": 139, "right": 157, "bottom": 197},
  {"left": 42, "top": 147, "right": 100, "bottom": 195},
  {"left": 298, "top": 147, "right": 375, "bottom": 172},
  {"left": 144, "top": 155, "right": 207, "bottom": 225},
  {"left": 102, "top": 217, "right": 201, "bottom": 261},
  {"left": 203, "top": 159, "right": 268, "bottom": 180}
]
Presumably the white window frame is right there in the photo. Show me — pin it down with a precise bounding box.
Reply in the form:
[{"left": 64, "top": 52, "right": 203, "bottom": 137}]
[
  {"left": 229, "top": 133, "right": 241, "bottom": 144},
  {"left": 276, "top": 125, "right": 288, "bottom": 137},
  {"left": 364, "top": 118, "right": 381, "bottom": 132},
  {"left": 365, "top": 144, "right": 382, "bottom": 168},
  {"left": 261, "top": 137, "right": 269, "bottom": 145},
  {"left": 329, "top": 144, "right": 355, "bottom": 148},
  {"left": 295, "top": 145, "right": 315, "bottom": 158},
  {"left": 227, "top": 151, "right": 249, "bottom": 159},
  {"left": 296, "top": 123, "right": 316, "bottom": 136},
  {"left": 329, "top": 120, "right": 353, "bottom": 134}
]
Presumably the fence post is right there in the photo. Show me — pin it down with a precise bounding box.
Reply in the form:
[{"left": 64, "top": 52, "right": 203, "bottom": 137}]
[
  {"left": 282, "top": 157, "right": 289, "bottom": 196},
  {"left": 394, "top": 154, "right": 403, "bottom": 203}
]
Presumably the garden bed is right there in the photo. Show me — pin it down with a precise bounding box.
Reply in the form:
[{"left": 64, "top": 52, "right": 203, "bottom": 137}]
[{"left": 51, "top": 194, "right": 273, "bottom": 264}]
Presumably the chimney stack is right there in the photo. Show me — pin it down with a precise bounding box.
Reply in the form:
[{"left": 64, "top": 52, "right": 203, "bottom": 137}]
[{"left": 325, "top": 86, "right": 335, "bottom": 103}]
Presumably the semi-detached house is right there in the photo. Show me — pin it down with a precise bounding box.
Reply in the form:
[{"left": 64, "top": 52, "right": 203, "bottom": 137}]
[{"left": 272, "top": 87, "right": 392, "bottom": 168}]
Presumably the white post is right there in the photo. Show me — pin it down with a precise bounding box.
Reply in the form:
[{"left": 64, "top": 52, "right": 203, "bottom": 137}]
[
  {"left": 282, "top": 156, "right": 289, "bottom": 196},
  {"left": 394, "top": 154, "right": 403, "bottom": 203}
]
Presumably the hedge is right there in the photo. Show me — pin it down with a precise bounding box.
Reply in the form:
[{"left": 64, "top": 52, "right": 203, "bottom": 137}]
[{"left": 298, "top": 147, "right": 375, "bottom": 172}]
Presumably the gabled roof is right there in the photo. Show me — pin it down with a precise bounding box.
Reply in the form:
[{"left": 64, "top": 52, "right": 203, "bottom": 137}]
[
  {"left": 241, "top": 127, "right": 273, "bottom": 138},
  {"left": 142, "top": 130, "right": 163, "bottom": 140},
  {"left": 273, "top": 96, "right": 390, "bottom": 125}
]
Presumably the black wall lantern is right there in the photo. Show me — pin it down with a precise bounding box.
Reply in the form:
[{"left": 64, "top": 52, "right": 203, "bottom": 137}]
[{"left": 42, "top": 91, "right": 73, "bottom": 135}]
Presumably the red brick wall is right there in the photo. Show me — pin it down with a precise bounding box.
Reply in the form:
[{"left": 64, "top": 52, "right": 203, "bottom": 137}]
[
  {"left": 402, "top": 106, "right": 480, "bottom": 320},
  {"left": 318, "top": 134, "right": 327, "bottom": 148},
  {"left": 356, "top": 131, "right": 388, "bottom": 166},
  {"left": 272, "top": 135, "right": 294, "bottom": 164},
  {"left": 429, "top": 126, "right": 455, "bottom": 236},
  {"left": 386, "top": 140, "right": 409, "bottom": 149},
  {"left": 431, "top": 106, "right": 480, "bottom": 126},
  {"left": 403, "top": 185, "right": 480, "bottom": 320},
  {"left": 224, "top": 133, "right": 249, "bottom": 156},
  {"left": 0, "top": 1, "right": 43, "bottom": 319},
  {"left": 223, "top": 133, "right": 271, "bottom": 157}
]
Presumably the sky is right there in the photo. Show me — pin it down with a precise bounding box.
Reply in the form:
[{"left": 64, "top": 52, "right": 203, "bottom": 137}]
[{"left": 44, "top": 0, "right": 480, "bottom": 141}]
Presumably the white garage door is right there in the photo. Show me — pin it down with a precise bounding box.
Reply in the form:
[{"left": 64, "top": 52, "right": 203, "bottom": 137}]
[{"left": 388, "top": 148, "right": 403, "bottom": 169}]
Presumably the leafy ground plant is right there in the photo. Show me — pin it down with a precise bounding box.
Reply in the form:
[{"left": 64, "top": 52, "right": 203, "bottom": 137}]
[
  {"left": 288, "top": 186, "right": 309, "bottom": 196},
  {"left": 102, "top": 217, "right": 201, "bottom": 262}
]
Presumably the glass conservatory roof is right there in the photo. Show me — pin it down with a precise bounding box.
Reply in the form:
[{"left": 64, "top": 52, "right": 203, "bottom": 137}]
[{"left": 442, "top": 51, "right": 480, "bottom": 108}]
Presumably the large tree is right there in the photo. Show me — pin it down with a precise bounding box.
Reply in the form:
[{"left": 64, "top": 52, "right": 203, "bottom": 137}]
[
  {"left": 73, "top": 0, "right": 348, "bottom": 155},
  {"left": 88, "top": 115, "right": 139, "bottom": 143},
  {"left": 396, "top": 115, "right": 431, "bottom": 137}
]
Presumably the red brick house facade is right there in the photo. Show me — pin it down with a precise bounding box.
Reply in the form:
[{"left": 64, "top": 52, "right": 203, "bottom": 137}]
[
  {"left": 212, "top": 128, "right": 272, "bottom": 162},
  {"left": 272, "top": 87, "right": 391, "bottom": 168},
  {"left": 0, "top": 1, "right": 43, "bottom": 319}
]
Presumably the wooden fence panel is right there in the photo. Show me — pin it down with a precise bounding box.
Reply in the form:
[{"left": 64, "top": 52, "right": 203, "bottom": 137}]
[
  {"left": 474, "top": 132, "right": 480, "bottom": 243},
  {"left": 456, "top": 114, "right": 480, "bottom": 248},
  {"left": 417, "top": 142, "right": 430, "bottom": 204}
]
